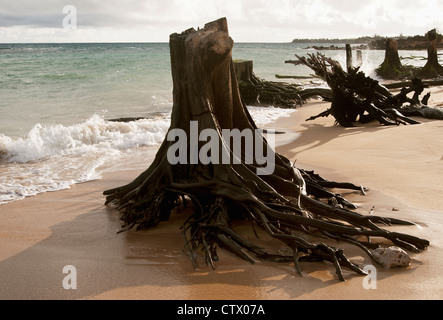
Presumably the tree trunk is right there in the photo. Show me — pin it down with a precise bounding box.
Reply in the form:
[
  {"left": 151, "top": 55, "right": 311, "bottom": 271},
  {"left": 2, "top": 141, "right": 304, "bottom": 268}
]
[
  {"left": 417, "top": 29, "right": 443, "bottom": 78},
  {"left": 356, "top": 50, "right": 363, "bottom": 67},
  {"left": 233, "top": 60, "right": 330, "bottom": 107},
  {"left": 376, "top": 39, "right": 407, "bottom": 79},
  {"left": 346, "top": 44, "right": 353, "bottom": 71},
  {"left": 233, "top": 60, "right": 256, "bottom": 83},
  {"left": 233, "top": 60, "right": 303, "bottom": 108},
  {"left": 104, "top": 18, "right": 429, "bottom": 281}
]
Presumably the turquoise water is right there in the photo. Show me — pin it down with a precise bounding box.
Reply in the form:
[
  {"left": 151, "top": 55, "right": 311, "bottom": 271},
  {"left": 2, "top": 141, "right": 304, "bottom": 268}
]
[
  {"left": 0, "top": 43, "right": 173, "bottom": 138},
  {"left": 0, "top": 42, "right": 429, "bottom": 204}
]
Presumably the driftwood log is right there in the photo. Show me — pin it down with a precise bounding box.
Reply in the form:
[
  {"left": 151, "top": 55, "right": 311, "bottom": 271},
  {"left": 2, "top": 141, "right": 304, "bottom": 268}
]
[
  {"left": 345, "top": 44, "right": 353, "bottom": 71},
  {"left": 104, "top": 18, "right": 429, "bottom": 281},
  {"left": 292, "top": 52, "right": 443, "bottom": 126}
]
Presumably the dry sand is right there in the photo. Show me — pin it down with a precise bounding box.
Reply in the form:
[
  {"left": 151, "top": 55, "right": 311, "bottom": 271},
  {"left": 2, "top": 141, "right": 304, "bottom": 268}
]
[{"left": 1, "top": 88, "right": 442, "bottom": 300}]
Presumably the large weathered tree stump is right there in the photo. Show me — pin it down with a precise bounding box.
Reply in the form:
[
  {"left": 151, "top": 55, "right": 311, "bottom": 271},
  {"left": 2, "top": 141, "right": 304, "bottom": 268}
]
[
  {"left": 104, "top": 18, "right": 429, "bottom": 281},
  {"left": 417, "top": 29, "right": 443, "bottom": 79},
  {"left": 376, "top": 39, "right": 411, "bottom": 80}
]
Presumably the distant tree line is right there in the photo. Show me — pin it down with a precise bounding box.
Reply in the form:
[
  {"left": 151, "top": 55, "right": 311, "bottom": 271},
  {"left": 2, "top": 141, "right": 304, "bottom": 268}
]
[
  {"left": 292, "top": 35, "right": 384, "bottom": 45},
  {"left": 292, "top": 32, "right": 443, "bottom": 50}
]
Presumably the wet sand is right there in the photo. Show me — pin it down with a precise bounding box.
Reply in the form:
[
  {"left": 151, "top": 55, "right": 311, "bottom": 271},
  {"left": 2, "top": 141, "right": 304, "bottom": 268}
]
[{"left": 1, "top": 89, "right": 442, "bottom": 300}]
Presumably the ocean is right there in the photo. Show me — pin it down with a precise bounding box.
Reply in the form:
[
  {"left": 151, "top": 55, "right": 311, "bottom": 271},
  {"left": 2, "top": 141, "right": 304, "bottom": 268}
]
[{"left": 0, "top": 42, "right": 429, "bottom": 205}]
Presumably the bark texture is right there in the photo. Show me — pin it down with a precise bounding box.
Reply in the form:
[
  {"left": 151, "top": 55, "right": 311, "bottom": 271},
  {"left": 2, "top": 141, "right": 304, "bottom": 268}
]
[
  {"left": 234, "top": 60, "right": 303, "bottom": 108},
  {"left": 417, "top": 29, "right": 443, "bottom": 79},
  {"left": 376, "top": 39, "right": 411, "bottom": 80},
  {"left": 104, "top": 18, "right": 429, "bottom": 281},
  {"left": 294, "top": 53, "right": 443, "bottom": 126}
]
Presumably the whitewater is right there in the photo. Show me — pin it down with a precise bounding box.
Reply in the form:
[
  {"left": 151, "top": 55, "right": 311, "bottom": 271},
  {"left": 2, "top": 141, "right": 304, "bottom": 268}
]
[{"left": 0, "top": 107, "right": 296, "bottom": 204}]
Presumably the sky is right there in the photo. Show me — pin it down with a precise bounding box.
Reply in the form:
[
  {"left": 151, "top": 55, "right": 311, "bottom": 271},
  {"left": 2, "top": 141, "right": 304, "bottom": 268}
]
[{"left": 0, "top": 0, "right": 442, "bottom": 43}]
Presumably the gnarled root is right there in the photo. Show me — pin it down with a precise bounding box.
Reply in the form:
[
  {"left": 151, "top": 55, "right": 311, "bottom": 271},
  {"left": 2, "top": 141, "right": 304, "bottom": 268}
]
[{"left": 104, "top": 158, "right": 429, "bottom": 281}]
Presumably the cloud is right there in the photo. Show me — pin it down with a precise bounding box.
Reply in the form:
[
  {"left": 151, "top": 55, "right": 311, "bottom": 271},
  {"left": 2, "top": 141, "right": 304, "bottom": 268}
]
[
  {"left": 0, "top": 0, "right": 442, "bottom": 42},
  {"left": 0, "top": 13, "right": 61, "bottom": 28}
]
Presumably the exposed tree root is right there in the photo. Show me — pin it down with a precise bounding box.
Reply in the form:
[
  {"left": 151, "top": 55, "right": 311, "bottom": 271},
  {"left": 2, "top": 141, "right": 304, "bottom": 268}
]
[
  {"left": 293, "top": 52, "right": 442, "bottom": 127},
  {"left": 105, "top": 158, "right": 429, "bottom": 281},
  {"left": 234, "top": 60, "right": 303, "bottom": 108},
  {"left": 104, "top": 18, "right": 429, "bottom": 281}
]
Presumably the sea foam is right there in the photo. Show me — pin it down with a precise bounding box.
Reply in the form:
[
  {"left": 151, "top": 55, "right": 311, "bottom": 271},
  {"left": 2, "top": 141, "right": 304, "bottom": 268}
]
[
  {"left": 0, "top": 107, "right": 295, "bottom": 205},
  {"left": 1, "top": 114, "right": 170, "bottom": 163},
  {"left": 0, "top": 114, "right": 171, "bottom": 205},
  {"left": 247, "top": 106, "right": 296, "bottom": 126}
]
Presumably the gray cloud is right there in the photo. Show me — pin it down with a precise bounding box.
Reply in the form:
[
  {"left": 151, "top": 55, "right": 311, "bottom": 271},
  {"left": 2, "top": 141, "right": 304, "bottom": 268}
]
[
  {"left": 0, "top": 0, "right": 441, "bottom": 42},
  {"left": 0, "top": 13, "right": 62, "bottom": 27}
]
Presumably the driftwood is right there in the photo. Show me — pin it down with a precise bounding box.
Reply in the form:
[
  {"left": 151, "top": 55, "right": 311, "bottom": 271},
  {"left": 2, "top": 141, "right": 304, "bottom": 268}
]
[
  {"left": 292, "top": 52, "right": 443, "bottom": 126},
  {"left": 393, "top": 104, "right": 443, "bottom": 120},
  {"left": 108, "top": 117, "right": 148, "bottom": 123},
  {"left": 234, "top": 60, "right": 303, "bottom": 108},
  {"left": 383, "top": 79, "right": 443, "bottom": 89},
  {"left": 345, "top": 44, "right": 353, "bottom": 71},
  {"left": 275, "top": 74, "right": 314, "bottom": 80},
  {"left": 235, "top": 60, "right": 333, "bottom": 107},
  {"left": 104, "top": 18, "right": 429, "bottom": 281}
]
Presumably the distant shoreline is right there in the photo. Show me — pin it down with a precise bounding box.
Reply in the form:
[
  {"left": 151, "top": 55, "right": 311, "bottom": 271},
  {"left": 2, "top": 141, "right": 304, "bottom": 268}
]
[
  {"left": 293, "top": 32, "right": 443, "bottom": 50},
  {"left": 292, "top": 36, "right": 381, "bottom": 44},
  {"left": 303, "top": 44, "right": 369, "bottom": 51}
]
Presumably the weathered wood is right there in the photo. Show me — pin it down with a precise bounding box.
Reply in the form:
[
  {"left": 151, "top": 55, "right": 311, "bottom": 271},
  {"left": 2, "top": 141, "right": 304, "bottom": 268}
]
[
  {"left": 233, "top": 60, "right": 256, "bottom": 83},
  {"left": 233, "top": 60, "right": 302, "bottom": 108},
  {"left": 104, "top": 18, "right": 429, "bottom": 281},
  {"left": 417, "top": 29, "right": 443, "bottom": 78},
  {"left": 376, "top": 39, "right": 409, "bottom": 79},
  {"left": 293, "top": 52, "right": 440, "bottom": 126},
  {"left": 385, "top": 39, "right": 402, "bottom": 69},
  {"left": 108, "top": 117, "right": 147, "bottom": 123},
  {"left": 356, "top": 50, "right": 363, "bottom": 67},
  {"left": 275, "top": 74, "right": 314, "bottom": 80},
  {"left": 346, "top": 44, "right": 353, "bottom": 71},
  {"left": 383, "top": 79, "right": 443, "bottom": 89}
]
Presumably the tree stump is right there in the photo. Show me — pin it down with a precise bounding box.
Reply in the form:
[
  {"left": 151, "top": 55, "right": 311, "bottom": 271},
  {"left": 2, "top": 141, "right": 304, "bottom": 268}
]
[
  {"left": 234, "top": 59, "right": 331, "bottom": 108},
  {"left": 104, "top": 18, "right": 429, "bottom": 281},
  {"left": 233, "top": 60, "right": 302, "bottom": 108},
  {"left": 346, "top": 44, "right": 353, "bottom": 71},
  {"left": 376, "top": 39, "right": 410, "bottom": 79},
  {"left": 356, "top": 50, "right": 363, "bottom": 67},
  {"left": 417, "top": 29, "right": 443, "bottom": 78},
  {"left": 233, "top": 60, "right": 256, "bottom": 83}
]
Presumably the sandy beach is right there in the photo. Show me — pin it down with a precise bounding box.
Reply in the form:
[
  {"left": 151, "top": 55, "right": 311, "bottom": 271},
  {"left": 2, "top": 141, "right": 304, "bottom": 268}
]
[{"left": 1, "top": 88, "right": 442, "bottom": 301}]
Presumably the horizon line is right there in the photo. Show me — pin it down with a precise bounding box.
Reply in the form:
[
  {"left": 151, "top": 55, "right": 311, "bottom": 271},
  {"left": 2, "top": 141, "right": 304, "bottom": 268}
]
[
  {"left": 0, "top": 41, "right": 295, "bottom": 45},
  {"left": 1, "top": 31, "right": 438, "bottom": 46}
]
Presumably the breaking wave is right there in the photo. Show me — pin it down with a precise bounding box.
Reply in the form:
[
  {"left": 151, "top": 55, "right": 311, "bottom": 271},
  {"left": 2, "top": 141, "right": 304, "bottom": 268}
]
[
  {"left": 0, "top": 114, "right": 170, "bottom": 164},
  {"left": 0, "top": 114, "right": 171, "bottom": 205},
  {"left": 0, "top": 107, "right": 295, "bottom": 205}
]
